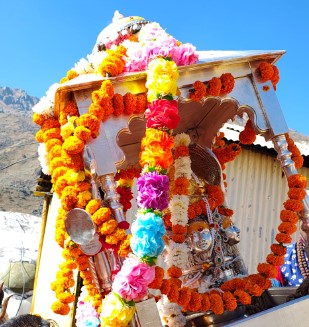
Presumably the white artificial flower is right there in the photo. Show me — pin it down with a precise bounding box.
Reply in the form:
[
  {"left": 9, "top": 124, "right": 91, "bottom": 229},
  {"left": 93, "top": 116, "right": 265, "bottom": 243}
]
[
  {"left": 37, "top": 143, "right": 50, "bottom": 175},
  {"left": 174, "top": 156, "right": 192, "bottom": 179},
  {"left": 169, "top": 195, "right": 189, "bottom": 226},
  {"left": 73, "top": 57, "right": 92, "bottom": 74},
  {"left": 32, "top": 95, "right": 54, "bottom": 117},
  {"left": 174, "top": 133, "right": 191, "bottom": 147},
  {"left": 87, "top": 51, "right": 108, "bottom": 72},
  {"left": 164, "top": 241, "right": 189, "bottom": 269},
  {"left": 157, "top": 295, "right": 186, "bottom": 327},
  {"left": 45, "top": 82, "right": 60, "bottom": 101},
  {"left": 138, "top": 22, "right": 164, "bottom": 44}
]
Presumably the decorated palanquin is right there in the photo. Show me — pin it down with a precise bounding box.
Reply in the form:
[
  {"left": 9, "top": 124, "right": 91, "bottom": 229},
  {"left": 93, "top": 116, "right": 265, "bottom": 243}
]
[{"left": 31, "top": 11, "right": 309, "bottom": 327}]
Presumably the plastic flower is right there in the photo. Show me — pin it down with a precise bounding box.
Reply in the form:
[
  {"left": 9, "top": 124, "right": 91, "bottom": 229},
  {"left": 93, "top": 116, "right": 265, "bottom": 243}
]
[
  {"left": 164, "top": 240, "right": 190, "bottom": 270},
  {"left": 100, "top": 292, "right": 135, "bottom": 327},
  {"left": 130, "top": 211, "right": 166, "bottom": 257},
  {"left": 76, "top": 300, "right": 100, "bottom": 327},
  {"left": 137, "top": 171, "right": 169, "bottom": 211},
  {"left": 157, "top": 295, "right": 186, "bottom": 327},
  {"left": 145, "top": 99, "right": 180, "bottom": 130},
  {"left": 112, "top": 256, "right": 155, "bottom": 302},
  {"left": 146, "top": 57, "right": 179, "bottom": 102}
]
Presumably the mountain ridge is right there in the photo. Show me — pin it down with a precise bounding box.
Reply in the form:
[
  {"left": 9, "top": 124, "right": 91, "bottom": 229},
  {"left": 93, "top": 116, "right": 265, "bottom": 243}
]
[{"left": 0, "top": 86, "right": 42, "bottom": 216}]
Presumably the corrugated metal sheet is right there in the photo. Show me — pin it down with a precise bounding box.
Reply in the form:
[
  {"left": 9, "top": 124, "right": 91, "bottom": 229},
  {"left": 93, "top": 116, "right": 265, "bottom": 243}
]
[
  {"left": 222, "top": 123, "right": 309, "bottom": 156},
  {"left": 225, "top": 148, "right": 309, "bottom": 274},
  {"left": 126, "top": 143, "right": 309, "bottom": 275}
]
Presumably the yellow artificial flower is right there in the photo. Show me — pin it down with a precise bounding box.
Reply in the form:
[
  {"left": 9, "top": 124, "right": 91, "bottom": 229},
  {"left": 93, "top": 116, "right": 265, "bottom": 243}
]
[
  {"left": 100, "top": 292, "right": 135, "bottom": 327},
  {"left": 146, "top": 57, "right": 179, "bottom": 102}
]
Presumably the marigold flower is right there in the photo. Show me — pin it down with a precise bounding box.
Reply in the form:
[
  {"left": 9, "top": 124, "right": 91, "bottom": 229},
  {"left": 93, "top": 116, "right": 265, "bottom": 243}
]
[
  {"left": 174, "top": 177, "right": 189, "bottom": 195},
  {"left": 209, "top": 293, "right": 224, "bottom": 314},
  {"left": 48, "top": 144, "right": 62, "bottom": 161},
  {"left": 98, "top": 219, "right": 118, "bottom": 235},
  {"left": 190, "top": 80, "right": 207, "bottom": 102},
  {"left": 258, "top": 62, "right": 274, "bottom": 81},
  {"left": 292, "top": 156, "right": 304, "bottom": 169},
  {"left": 218, "top": 206, "right": 234, "bottom": 217},
  {"left": 123, "top": 92, "right": 136, "bottom": 115},
  {"left": 46, "top": 138, "right": 63, "bottom": 152},
  {"left": 167, "top": 283, "right": 179, "bottom": 302},
  {"left": 239, "top": 120, "right": 256, "bottom": 145},
  {"left": 288, "top": 187, "right": 306, "bottom": 200},
  {"left": 167, "top": 265, "right": 182, "bottom": 278},
  {"left": 257, "top": 263, "right": 278, "bottom": 278},
  {"left": 60, "top": 186, "right": 78, "bottom": 211},
  {"left": 287, "top": 174, "right": 307, "bottom": 188},
  {"left": 233, "top": 290, "right": 251, "bottom": 305},
  {"left": 266, "top": 253, "right": 284, "bottom": 266},
  {"left": 278, "top": 221, "right": 297, "bottom": 235},
  {"left": 220, "top": 73, "right": 235, "bottom": 94},
  {"left": 171, "top": 233, "right": 186, "bottom": 243},
  {"left": 56, "top": 292, "right": 75, "bottom": 304},
  {"left": 62, "top": 135, "right": 84, "bottom": 155},
  {"left": 195, "top": 292, "right": 209, "bottom": 312},
  {"left": 174, "top": 145, "right": 189, "bottom": 159},
  {"left": 92, "top": 207, "right": 112, "bottom": 225},
  {"left": 105, "top": 227, "right": 126, "bottom": 244},
  {"left": 42, "top": 117, "right": 61, "bottom": 130},
  {"left": 283, "top": 199, "right": 304, "bottom": 212},
  {"left": 43, "top": 127, "right": 62, "bottom": 143},
  {"left": 160, "top": 279, "right": 171, "bottom": 295},
  {"left": 280, "top": 209, "right": 299, "bottom": 224},
  {"left": 74, "top": 126, "right": 92, "bottom": 142},
  {"left": 51, "top": 166, "right": 68, "bottom": 183},
  {"left": 271, "top": 65, "right": 280, "bottom": 89},
  {"left": 206, "top": 185, "right": 225, "bottom": 210},
  {"left": 85, "top": 199, "right": 101, "bottom": 215},
  {"left": 207, "top": 77, "right": 222, "bottom": 96},
  {"left": 51, "top": 301, "right": 70, "bottom": 315},
  {"left": 270, "top": 243, "right": 287, "bottom": 256},
  {"left": 113, "top": 93, "right": 125, "bottom": 116},
  {"left": 223, "top": 291, "right": 237, "bottom": 311},
  {"left": 135, "top": 93, "right": 148, "bottom": 114},
  {"left": 186, "top": 291, "right": 202, "bottom": 312},
  {"left": 275, "top": 232, "right": 292, "bottom": 244},
  {"left": 61, "top": 100, "right": 79, "bottom": 117},
  {"left": 76, "top": 113, "right": 100, "bottom": 136},
  {"left": 33, "top": 112, "right": 46, "bottom": 126},
  {"left": 148, "top": 266, "right": 165, "bottom": 289},
  {"left": 172, "top": 224, "right": 187, "bottom": 234},
  {"left": 177, "top": 287, "right": 191, "bottom": 307}
]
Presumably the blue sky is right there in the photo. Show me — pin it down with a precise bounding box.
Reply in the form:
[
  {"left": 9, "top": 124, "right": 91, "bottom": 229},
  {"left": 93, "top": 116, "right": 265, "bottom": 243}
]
[{"left": 1, "top": 0, "right": 308, "bottom": 136}]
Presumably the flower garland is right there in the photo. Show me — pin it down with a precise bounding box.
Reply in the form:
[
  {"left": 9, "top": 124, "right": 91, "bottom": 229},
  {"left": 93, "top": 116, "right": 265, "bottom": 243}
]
[
  {"left": 189, "top": 73, "right": 235, "bottom": 102},
  {"left": 115, "top": 167, "right": 141, "bottom": 212},
  {"left": 32, "top": 13, "right": 308, "bottom": 326},
  {"left": 32, "top": 47, "right": 149, "bottom": 315},
  {"left": 257, "top": 61, "right": 280, "bottom": 90}
]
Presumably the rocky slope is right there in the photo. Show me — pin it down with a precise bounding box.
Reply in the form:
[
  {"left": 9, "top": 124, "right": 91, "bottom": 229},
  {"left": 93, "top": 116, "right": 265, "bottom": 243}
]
[{"left": 0, "top": 86, "right": 43, "bottom": 216}]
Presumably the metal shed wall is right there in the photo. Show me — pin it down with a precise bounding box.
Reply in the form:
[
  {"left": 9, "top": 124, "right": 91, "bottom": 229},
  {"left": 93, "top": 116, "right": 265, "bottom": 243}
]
[{"left": 224, "top": 147, "right": 309, "bottom": 274}]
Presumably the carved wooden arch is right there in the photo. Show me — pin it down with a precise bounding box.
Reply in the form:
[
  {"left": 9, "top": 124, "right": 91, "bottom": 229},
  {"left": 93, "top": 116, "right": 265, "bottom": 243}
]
[{"left": 116, "top": 95, "right": 260, "bottom": 169}]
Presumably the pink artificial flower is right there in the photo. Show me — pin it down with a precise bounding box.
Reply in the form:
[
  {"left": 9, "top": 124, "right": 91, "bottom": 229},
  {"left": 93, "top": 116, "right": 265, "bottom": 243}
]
[
  {"left": 145, "top": 99, "right": 180, "bottom": 130},
  {"left": 171, "top": 43, "right": 199, "bottom": 66},
  {"left": 112, "top": 257, "right": 155, "bottom": 302}
]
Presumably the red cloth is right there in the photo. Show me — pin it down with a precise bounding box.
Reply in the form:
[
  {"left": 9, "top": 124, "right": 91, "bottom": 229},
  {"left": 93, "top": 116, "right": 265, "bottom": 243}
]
[{"left": 275, "top": 265, "right": 285, "bottom": 285}]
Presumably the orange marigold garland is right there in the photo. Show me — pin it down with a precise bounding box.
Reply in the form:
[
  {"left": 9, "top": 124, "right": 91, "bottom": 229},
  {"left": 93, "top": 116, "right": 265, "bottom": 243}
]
[
  {"left": 239, "top": 119, "right": 257, "bottom": 145},
  {"left": 257, "top": 61, "right": 280, "bottom": 90},
  {"left": 285, "top": 133, "right": 304, "bottom": 169},
  {"left": 189, "top": 73, "right": 235, "bottom": 102}
]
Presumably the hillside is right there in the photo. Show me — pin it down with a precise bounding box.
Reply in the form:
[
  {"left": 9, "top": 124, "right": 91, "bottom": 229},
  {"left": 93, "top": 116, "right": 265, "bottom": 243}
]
[{"left": 0, "top": 86, "right": 43, "bottom": 216}]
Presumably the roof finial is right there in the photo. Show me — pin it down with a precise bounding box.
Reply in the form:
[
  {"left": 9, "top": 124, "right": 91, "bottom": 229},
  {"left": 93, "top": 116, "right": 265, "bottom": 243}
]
[{"left": 112, "top": 10, "right": 124, "bottom": 23}]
